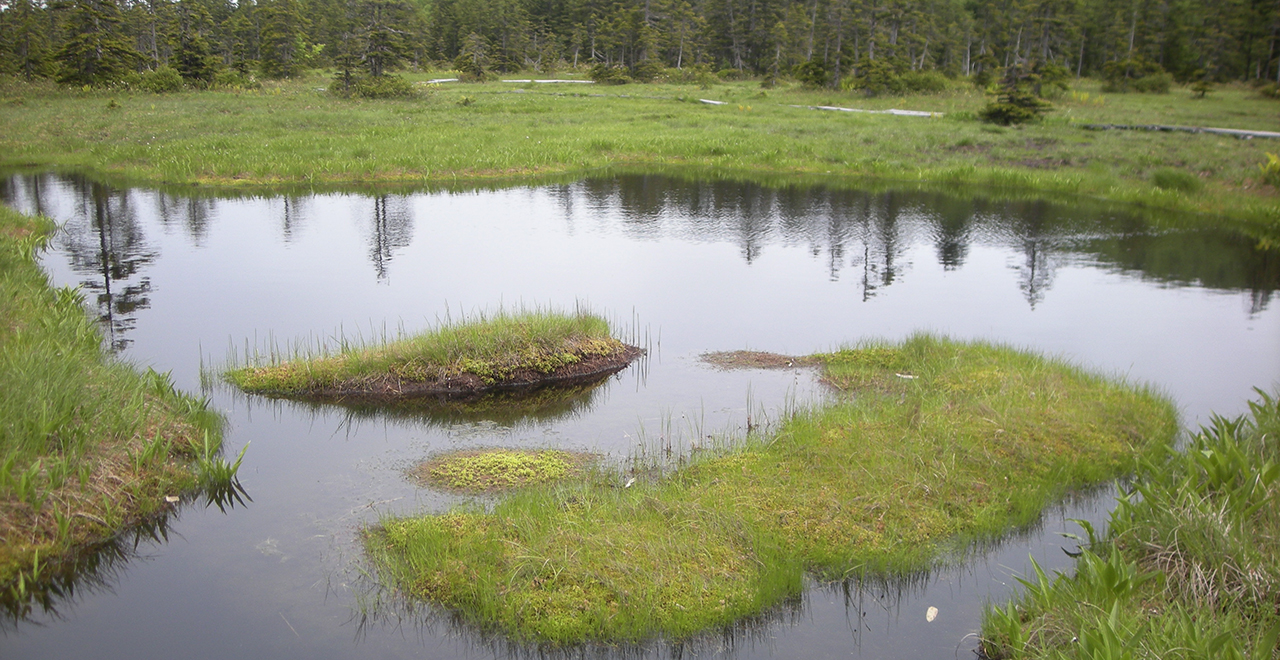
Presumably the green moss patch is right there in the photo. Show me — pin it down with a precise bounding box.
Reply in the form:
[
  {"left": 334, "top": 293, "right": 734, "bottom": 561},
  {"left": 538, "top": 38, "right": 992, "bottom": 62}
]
[
  {"left": 223, "top": 310, "right": 641, "bottom": 402},
  {"left": 365, "top": 335, "right": 1179, "bottom": 645},
  {"left": 411, "top": 449, "right": 592, "bottom": 493}
]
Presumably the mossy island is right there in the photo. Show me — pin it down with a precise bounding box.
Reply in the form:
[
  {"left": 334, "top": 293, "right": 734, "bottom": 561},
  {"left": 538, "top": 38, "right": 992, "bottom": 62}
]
[
  {"left": 364, "top": 335, "right": 1179, "bottom": 645},
  {"left": 223, "top": 310, "right": 643, "bottom": 404},
  {"left": 411, "top": 449, "right": 595, "bottom": 494}
]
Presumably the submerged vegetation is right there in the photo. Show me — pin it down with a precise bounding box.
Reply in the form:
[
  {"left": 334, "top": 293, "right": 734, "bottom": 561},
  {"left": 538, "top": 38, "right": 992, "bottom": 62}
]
[
  {"left": 411, "top": 449, "right": 593, "bottom": 493},
  {"left": 0, "top": 204, "right": 244, "bottom": 600},
  {"left": 222, "top": 308, "right": 640, "bottom": 401},
  {"left": 364, "top": 335, "right": 1178, "bottom": 644},
  {"left": 980, "top": 389, "right": 1280, "bottom": 659}
]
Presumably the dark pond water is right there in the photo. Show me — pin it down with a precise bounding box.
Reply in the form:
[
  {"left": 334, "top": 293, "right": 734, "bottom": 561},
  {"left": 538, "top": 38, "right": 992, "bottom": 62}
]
[{"left": 2, "top": 173, "right": 1278, "bottom": 659}]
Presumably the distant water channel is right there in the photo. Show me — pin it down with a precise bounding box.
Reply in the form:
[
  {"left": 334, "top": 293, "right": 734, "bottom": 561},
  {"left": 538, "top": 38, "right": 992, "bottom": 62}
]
[{"left": 2, "top": 172, "right": 1278, "bottom": 659}]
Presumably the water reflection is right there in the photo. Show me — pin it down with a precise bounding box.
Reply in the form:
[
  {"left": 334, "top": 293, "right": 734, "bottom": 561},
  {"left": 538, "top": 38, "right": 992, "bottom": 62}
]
[
  {"left": 0, "top": 517, "right": 174, "bottom": 629},
  {"left": 156, "top": 194, "right": 216, "bottom": 246},
  {"left": 58, "top": 178, "right": 157, "bottom": 352},
  {"left": 255, "top": 380, "right": 613, "bottom": 433},
  {"left": 0, "top": 480, "right": 251, "bottom": 630},
  {"left": 4, "top": 174, "right": 1277, "bottom": 334},
  {"left": 365, "top": 195, "right": 414, "bottom": 281}
]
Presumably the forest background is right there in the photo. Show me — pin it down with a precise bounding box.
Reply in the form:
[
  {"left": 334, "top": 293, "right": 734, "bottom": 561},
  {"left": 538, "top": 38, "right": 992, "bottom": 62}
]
[{"left": 3, "top": 0, "right": 1280, "bottom": 94}]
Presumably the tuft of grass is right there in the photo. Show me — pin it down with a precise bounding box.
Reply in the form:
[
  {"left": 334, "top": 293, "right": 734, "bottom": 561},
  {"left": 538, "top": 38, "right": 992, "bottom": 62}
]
[
  {"left": 365, "top": 334, "right": 1178, "bottom": 645},
  {"left": 980, "top": 388, "right": 1280, "bottom": 660},
  {"left": 411, "top": 449, "right": 592, "bottom": 493},
  {"left": 1150, "top": 167, "right": 1204, "bottom": 194},
  {"left": 0, "top": 205, "right": 242, "bottom": 600},
  {"left": 222, "top": 307, "right": 631, "bottom": 396}
]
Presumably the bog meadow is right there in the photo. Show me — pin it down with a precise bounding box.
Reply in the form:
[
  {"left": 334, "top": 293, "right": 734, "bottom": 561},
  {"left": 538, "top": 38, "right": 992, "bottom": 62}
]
[{"left": 1, "top": 0, "right": 1279, "bottom": 657}]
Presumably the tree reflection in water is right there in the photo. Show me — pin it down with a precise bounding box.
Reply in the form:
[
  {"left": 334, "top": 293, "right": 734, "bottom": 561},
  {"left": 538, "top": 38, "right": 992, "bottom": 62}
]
[{"left": 58, "top": 178, "right": 157, "bottom": 352}]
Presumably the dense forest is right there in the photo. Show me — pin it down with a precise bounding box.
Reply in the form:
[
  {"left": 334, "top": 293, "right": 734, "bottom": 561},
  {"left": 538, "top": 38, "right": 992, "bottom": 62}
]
[{"left": 1, "top": 0, "right": 1279, "bottom": 89}]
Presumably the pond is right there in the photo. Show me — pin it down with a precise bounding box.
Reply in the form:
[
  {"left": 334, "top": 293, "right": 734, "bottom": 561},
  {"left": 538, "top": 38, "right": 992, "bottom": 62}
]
[{"left": 1, "top": 173, "right": 1277, "bottom": 659}]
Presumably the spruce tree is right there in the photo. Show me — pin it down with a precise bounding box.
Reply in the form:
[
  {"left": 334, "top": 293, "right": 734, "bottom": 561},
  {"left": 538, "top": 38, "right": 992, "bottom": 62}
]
[
  {"left": 259, "top": 0, "right": 310, "bottom": 78},
  {"left": 54, "top": 0, "right": 142, "bottom": 86}
]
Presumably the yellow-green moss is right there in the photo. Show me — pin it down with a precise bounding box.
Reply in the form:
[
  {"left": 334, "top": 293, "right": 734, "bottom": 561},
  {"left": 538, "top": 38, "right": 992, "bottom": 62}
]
[{"left": 411, "top": 449, "right": 590, "bottom": 493}]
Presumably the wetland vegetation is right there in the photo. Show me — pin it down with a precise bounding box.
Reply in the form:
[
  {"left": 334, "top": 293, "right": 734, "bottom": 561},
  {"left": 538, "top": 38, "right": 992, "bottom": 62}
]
[
  {"left": 221, "top": 308, "right": 642, "bottom": 402},
  {"left": 1, "top": 74, "right": 1278, "bottom": 233},
  {"left": 365, "top": 335, "right": 1178, "bottom": 644},
  {"left": 411, "top": 449, "right": 595, "bottom": 493},
  {"left": 0, "top": 204, "right": 243, "bottom": 598},
  {"left": 980, "top": 389, "right": 1280, "bottom": 660},
  {"left": 0, "top": 167, "right": 1275, "bottom": 656}
]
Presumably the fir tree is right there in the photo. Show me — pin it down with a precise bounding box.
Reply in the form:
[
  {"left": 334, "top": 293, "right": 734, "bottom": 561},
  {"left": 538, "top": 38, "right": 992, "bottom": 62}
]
[{"left": 54, "top": 0, "right": 142, "bottom": 86}]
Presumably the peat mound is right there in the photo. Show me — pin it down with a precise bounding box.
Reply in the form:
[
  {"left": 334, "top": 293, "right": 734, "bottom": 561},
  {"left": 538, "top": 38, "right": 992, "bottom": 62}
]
[{"left": 256, "top": 344, "right": 644, "bottom": 405}]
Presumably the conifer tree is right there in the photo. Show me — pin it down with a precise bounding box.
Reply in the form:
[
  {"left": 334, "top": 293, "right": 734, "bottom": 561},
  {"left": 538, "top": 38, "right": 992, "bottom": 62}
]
[
  {"left": 54, "top": 0, "right": 142, "bottom": 86},
  {"left": 258, "top": 0, "right": 310, "bottom": 77}
]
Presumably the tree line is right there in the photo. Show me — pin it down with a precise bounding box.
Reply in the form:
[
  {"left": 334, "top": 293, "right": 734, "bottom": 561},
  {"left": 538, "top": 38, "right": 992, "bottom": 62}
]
[{"left": 1, "top": 0, "right": 1279, "bottom": 90}]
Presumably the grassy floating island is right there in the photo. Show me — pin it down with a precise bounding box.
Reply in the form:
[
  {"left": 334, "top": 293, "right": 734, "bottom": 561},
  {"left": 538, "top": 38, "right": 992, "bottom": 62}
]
[
  {"left": 411, "top": 449, "right": 594, "bottom": 494},
  {"left": 223, "top": 310, "right": 642, "bottom": 403},
  {"left": 364, "top": 335, "right": 1179, "bottom": 645}
]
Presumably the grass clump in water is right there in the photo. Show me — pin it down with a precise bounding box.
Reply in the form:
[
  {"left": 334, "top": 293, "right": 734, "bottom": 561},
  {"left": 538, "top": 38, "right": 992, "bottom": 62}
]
[
  {"left": 980, "top": 388, "right": 1280, "bottom": 659},
  {"left": 365, "top": 334, "right": 1178, "bottom": 645},
  {"left": 223, "top": 308, "right": 634, "bottom": 398},
  {"left": 0, "top": 205, "right": 240, "bottom": 600},
  {"left": 411, "top": 449, "right": 591, "bottom": 493}
]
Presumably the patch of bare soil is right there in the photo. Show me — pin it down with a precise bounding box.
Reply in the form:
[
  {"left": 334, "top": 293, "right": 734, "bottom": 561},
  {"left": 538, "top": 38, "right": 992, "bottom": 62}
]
[{"left": 699, "top": 350, "right": 817, "bottom": 370}]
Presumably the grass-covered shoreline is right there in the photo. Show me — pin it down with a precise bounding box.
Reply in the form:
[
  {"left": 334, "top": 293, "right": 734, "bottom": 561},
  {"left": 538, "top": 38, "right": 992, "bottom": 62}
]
[
  {"left": 222, "top": 309, "right": 639, "bottom": 401},
  {"left": 980, "top": 390, "right": 1280, "bottom": 659},
  {"left": 1, "top": 74, "right": 1277, "bottom": 233},
  {"left": 0, "top": 205, "right": 240, "bottom": 595},
  {"left": 365, "top": 335, "right": 1179, "bottom": 645}
]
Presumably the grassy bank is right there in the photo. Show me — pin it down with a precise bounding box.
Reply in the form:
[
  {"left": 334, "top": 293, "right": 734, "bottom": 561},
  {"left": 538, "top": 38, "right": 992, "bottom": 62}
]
[
  {"left": 0, "top": 205, "right": 239, "bottom": 597},
  {"left": 222, "top": 308, "right": 634, "bottom": 398},
  {"left": 364, "top": 335, "right": 1178, "bottom": 644},
  {"left": 980, "top": 390, "right": 1280, "bottom": 659},
  {"left": 1, "top": 74, "right": 1277, "bottom": 231}
]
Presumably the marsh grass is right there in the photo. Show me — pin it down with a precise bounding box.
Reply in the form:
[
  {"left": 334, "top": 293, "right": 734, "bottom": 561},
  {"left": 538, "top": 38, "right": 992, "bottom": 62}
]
[
  {"left": 221, "top": 306, "right": 631, "bottom": 395},
  {"left": 0, "top": 74, "right": 1277, "bottom": 230},
  {"left": 364, "top": 334, "right": 1178, "bottom": 645},
  {"left": 0, "top": 205, "right": 241, "bottom": 595},
  {"left": 980, "top": 389, "right": 1280, "bottom": 659}
]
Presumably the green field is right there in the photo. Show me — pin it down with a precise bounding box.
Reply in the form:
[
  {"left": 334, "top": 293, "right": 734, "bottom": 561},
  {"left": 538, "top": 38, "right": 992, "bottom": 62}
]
[{"left": 1, "top": 73, "right": 1278, "bottom": 232}]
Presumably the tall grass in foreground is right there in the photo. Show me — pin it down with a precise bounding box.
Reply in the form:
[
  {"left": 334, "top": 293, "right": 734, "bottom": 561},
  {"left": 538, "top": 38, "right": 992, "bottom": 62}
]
[
  {"left": 981, "top": 389, "right": 1280, "bottom": 659},
  {"left": 221, "top": 305, "right": 629, "bottom": 394},
  {"left": 0, "top": 205, "right": 242, "bottom": 603},
  {"left": 364, "top": 335, "right": 1178, "bottom": 645}
]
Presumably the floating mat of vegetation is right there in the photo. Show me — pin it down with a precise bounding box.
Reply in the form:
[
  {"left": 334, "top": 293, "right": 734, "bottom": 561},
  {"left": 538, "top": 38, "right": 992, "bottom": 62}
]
[
  {"left": 223, "top": 310, "right": 642, "bottom": 403},
  {"left": 410, "top": 449, "right": 594, "bottom": 494},
  {"left": 0, "top": 206, "right": 237, "bottom": 594},
  {"left": 364, "top": 334, "right": 1179, "bottom": 645}
]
